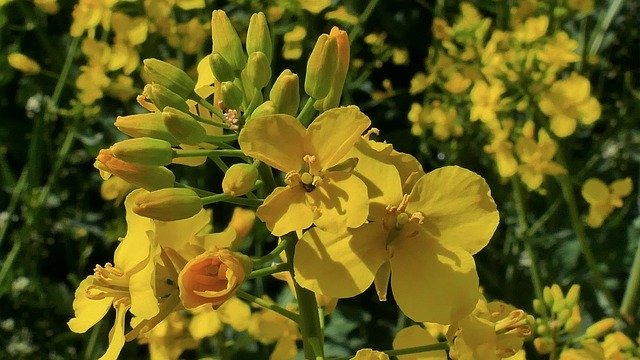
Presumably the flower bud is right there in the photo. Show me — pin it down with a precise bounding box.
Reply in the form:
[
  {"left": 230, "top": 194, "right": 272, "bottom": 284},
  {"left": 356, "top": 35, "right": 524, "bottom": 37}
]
[
  {"left": 222, "top": 163, "right": 258, "bottom": 196},
  {"left": 143, "top": 58, "right": 196, "bottom": 100},
  {"left": 246, "top": 12, "right": 272, "bottom": 62},
  {"left": 270, "top": 69, "right": 300, "bottom": 116},
  {"left": 532, "top": 299, "right": 546, "bottom": 316},
  {"left": 543, "top": 286, "right": 554, "bottom": 309},
  {"left": 585, "top": 318, "right": 616, "bottom": 338},
  {"left": 533, "top": 337, "right": 554, "bottom": 354},
  {"left": 244, "top": 51, "right": 271, "bottom": 89},
  {"left": 209, "top": 52, "right": 235, "bottom": 82},
  {"left": 162, "top": 107, "right": 207, "bottom": 145},
  {"left": 304, "top": 34, "right": 338, "bottom": 99},
  {"left": 94, "top": 149, "right": 175, "bottom": 191},
  {"left": 143, "top": 84, "right": 189, "bottom": 113},
  {"left": 316, "top": 27, "right": 350, "bottom": 111},
  {"left": 211, "top": 10, "right": 247, "bottom": 71},
  {"left": 114, "top": 113, "right": 179, "bottom": 145},
  {"left": 178, "top": 249, "right": 252, "bottom": 309},
  {"left": 221, "top": 81, "right": 244, "bottom": 109},
  {"left": 8, "top": 52, "right": 41, "bottom": 75},
  {"left": 133, "top": 188, "right": 203, "bottom": 221},
  {"left": 564, "top": 306, "right": 581, "bottom": 333},
  {"left": 565, "top": 284, "right": 580, "bottom": 307},
  {"left": 110, "top": 137, "right": 174, "bottom": 166},
  {"left": 249, "top": 100, "right": 276, "bottom": 119}
]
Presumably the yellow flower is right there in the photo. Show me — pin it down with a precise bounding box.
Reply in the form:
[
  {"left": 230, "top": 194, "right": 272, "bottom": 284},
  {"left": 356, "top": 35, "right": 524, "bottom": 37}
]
[
  {"left": 537, "top": 31, "right": 579, "bottom": 69},
  {"left": 297, "top": 0, "right": 331, "bottom": 14},
  {"left": 294, "top": 139, "right": 498, "bottom": 324},
  {"left": 470, "top": 80, "right": 506, "bottom": 127},
  {"left": 515, "top": 129, "right": 566, "bottom": 190},
  {"left": 392, "top": 325, "right": 447, "bottom": 359},
  {"left": 567, "top": 0, "right": 595, "bottom": 13},
  {"left": 559, "top": 340, "right": 605, "bottom": 360},
  {"left": 444, "top": 71, "right": 472, "bottom": 94},
  {"left": 513, "top": 16, "right": 548, "bottom": 43},
  {"left": 351, "top": 349, "right": 390, "bottom": 360},
  {"left": 7, "top": 53, "right": 41, "bottom": 74},
  {"left": 34, "top": 0, "right": 59, "bottom": 14},
  {"left": 581, "top": 177, "right": 633, "bottom": 228},
  {"left": 238, "top": 106, "right": 371, "bottom": 236},
  {"left": 538, "top": 73, "right": 601, "bottom": 137},
  {"left": 70, "top": 0, "right": 115, "bottom": 37},
  {"left": 68, "top": 190, "right": 174, "bottom": 360},
  {"left": 283, "top": 25, "right": 306, "bottom": 60},
  {"left": 325, "top": 6, "right": 359, "bottom": 25},
  {"left": 483, "top": 120, "right": 518, "bottom": 178},
  {"left": 248, "top": 305, "right": 300, "bottom": 360}
]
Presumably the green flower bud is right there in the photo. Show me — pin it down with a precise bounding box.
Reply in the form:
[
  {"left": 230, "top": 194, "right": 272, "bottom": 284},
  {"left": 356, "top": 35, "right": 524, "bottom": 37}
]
[
  {"left": 95, "top": 149, "right": 175, "bottom": 191},
  {"left": 222, "top": 163, "right": 258, "bottom": 196},
  {"left": 144, "top": 84, "right": 189, "bottom": 113},
  {"left": 564, "top": 306, "right": 581, "bottom": 333},
  {"left": 209, "top": 52, "right": 235, "bottom": 82},
  {"left": 543, "top": 286, "right": 554, "bottom": 309},
  {"left": 316, "top": 27, "right": 350, "bottom": 111},
  {"left": 585, "top": 318, "right": 616, "bottom": 338},
  {"left": 304, "top": 34, "right": 338, "bottom": 99},
  {"left": 565, "top": 284, "right": 580, "bottom": 308},
  {"left": 249, "top": 100, "right": 276, "bottom": 119},
  {"left": 143, "top": 58, "right": 196, "bottom": 100},
  {"left": 244, "top": 51, "right": 271, "bottom": 89},
  {"left": 532, "top": 299, "right": 546, "bottom": 316},
  {"left": 114, "top": 113, "right": 179, "bottom": 145},
  {"left": 246, "top": 12, "right": 272, "bottom": 63},
  {"left": 110, "top": 137, "right": 173, "bottom": 166},
  {"left": 211, "top": 10, "right": 247, "bottom": 71},
  {"left": 533, "top": 337, "right": 554, "bottom": 354},
  {"left": 133, "top": 188, "right": 203, "bottom": 221},
  {"left": 270, "top": 69, "right": 300, "bottom": 116},
  {"left": 221, "top": 81, "right": 244, "bottom": 109},
  {"left": 162, "top": 107, "right": 207, "bottom": 145}
]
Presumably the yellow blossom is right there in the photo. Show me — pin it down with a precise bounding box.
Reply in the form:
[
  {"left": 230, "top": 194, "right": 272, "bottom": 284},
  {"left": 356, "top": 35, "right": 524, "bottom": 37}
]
[
  {"left": 444, "top": 71, "right": 472, "bottom": 94},
  {"left": 483, "top": 120, "right": 518, "bottom": 178},
  {"left": 325, "top": 6, "right": 359, "bottom": 25},
  {"left": 7, "top": 53, "right": 41, "bottom": 74},
  {"left": 537, "top": 31, "right": 580, "bottom": 69},
  {"left": 392, "top": 325, "right": 447, "bottom": 359},
  {"left": 581, "top": 177, "right": 633, "bottom": 228},
  {"left": 515, "top": 129, "right": 566, "bottom": 190},
  {"left": 238, "top": 106, "right": 371, "bottom": 236},
  {"left": 34, "top": 0, "right": 59, "bottom": 14},
  {"left": 470, "top": 80, "right": 506, "bottom": 127},
  {"left": 539, "top": 72, "right": 601, "bottom": 137},
  {"left": 283, "top": 25, "right": 306, "bottom": 60},
  {"left": 351, "top": 349, "right": 390, "bottom": 360},
  {"left": 513, "top": 16, "right": 548, "bottom": 43},
  {"left": 567, "top": 0, "right": 595, "bottom": 13},
  {"left": 248, "top": 305, "right": 300, "bottom": 360}
]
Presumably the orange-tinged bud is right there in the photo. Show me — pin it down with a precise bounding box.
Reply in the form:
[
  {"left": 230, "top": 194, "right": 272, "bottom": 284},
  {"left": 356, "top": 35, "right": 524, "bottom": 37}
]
[
  {"left": 533, "top": 337, "right": 555, "bottom": 354},
  {"left": 178, "top": 249, "right": 252, "bottom": 309},
  {"left": 114, "top": 113, "right": 179, "bottom": 145},
  {"left": 209, "top": 51, "right": 235, "bottom": 82},
  {"left": 304, "top": 34, "right": 338, "bottom": 99},
  {"left": 246, "top": 12, "right": 272, "bottom": 62},
  {"left": 143, "top": 58, "right": 196, "bottom": 100},
  {"left": 585, "top": 318, "right": 616, "bottom": 338},
  {"left": 221, "top": 81, "right": 244, "bottom": 109},
  {"left": 133, "top": 188, "right": 203, "bottom": 221},
  {"left": 162, "top": 107, "right": 207, "bottom": 145},
  {"left": 211, "top": 10, "right": 247, "bottom": 71},
  {"left": 270, "top": 69, "right": 300, "bottom": 116},
  {"left": 143, "top": 84, "right": 189, "bottom": 113},
  {"left": 244, "top": 51, "right": 271, "bottom": 89},
  {"left": 222, "top": 163, "right": 258, "bottom": 196},
  {"left": 316, "top": 27, "right": 350, "bottom": 111},
  {"left": 110, "top": 137, "right": 173, "bottom": 166},
  {"left": 94, "top": 149, "right": 175, "bottom": 191}
]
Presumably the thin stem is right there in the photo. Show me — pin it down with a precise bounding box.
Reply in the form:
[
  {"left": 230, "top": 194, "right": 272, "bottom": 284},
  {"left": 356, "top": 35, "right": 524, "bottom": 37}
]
[
  {"left": 588, "top": 0, "right": 624, "bottom": 56},
  {"left": 193, "top": 94, "right": 225, "bottom": 121},
  {"left": 247, "top": 262, "right": 290, "bottom": 279},
  {"left": 173, "top": 149, "right": 245, "bottom": 158},
  {"left": 252, "top": 236, "right": 293, "bottom": 266},
  {"left": 83, "top": 320, "right": 102, "bottom": 360},
  {"left": 297, "top": 97, "right": 317, "bottom": 127},
  {"left": 526, "top": 198, "right": 561, "bottom": 238},
  {"left": 201, "top": 193, "right": 264, "bottom": 207},
  {"left": 348, "top": 0, "right": 382, "bottom": 44},
  {"left": 236, "top": 290, "right": 300, "bottom": 322},
  {"left": 0, "top": 169, "right": 28, "bottom": 248},
  {"left": 0, "top": 240, "right": 22, "bottom": 296},
  {"left": 620, "top": 236, "right": 640, "bottom": 323},
  {"left": 512, "top": 177, "right": 545, "bottom": 302}
]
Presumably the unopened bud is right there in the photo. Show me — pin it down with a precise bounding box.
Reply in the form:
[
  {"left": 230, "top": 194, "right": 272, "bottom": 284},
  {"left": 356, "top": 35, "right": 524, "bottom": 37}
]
[
  {"left": 304, "top": 34, "right": 338, "bottom": 99},
  {"left": 94, "top": 149, "right": 175, "bottom": 191},
  {"left": 143, "top": 84, "right": 189, "bottom": 113},
  {"left": 605, "top": 331, "right": 634, "bottom": 350},
  {"left": 533, "top": 337, "right": 554, "bottom": 354},
  {"left": 246, "top": 12, "right": 272, "bottom": 62},
  {"left": 316, "top": 27, "right": 350, "bottom": 111},
  {"left": 244, "top": 51, "right": 271, "bottom": 89},
  {"left": 133, "top": 188, "right": 203, "bottom": 221},
  {"left": 143, "top": 58, "right": 196, "bottom": 100},
  {"left": 585, "top": 318, "right": 616, "bottom": 338},
  {"left": 543, "top": 286, "right": 554, "bottom": 308},
  {"left": 565, "top": 284, "right": 580, "bottom": 307},
  {"left": 564, "top": 306, "right": 581, "bottom": 333},
  {"left": 250, "top": 100, "right": 276, "bottom": 119},
  {"left": 209, "top": 52, "right": 235, "bottom": 82},
  {"left": 162, "top": 107, "right": 207, "bottom": 145},
  {"left": 221, "top": 81, "right": 244, "bottom": 109},
  {"left": 270, "top": 69, "right": 300, "bottom": 116},
  {"left": 532, "top": 299, "right": 546, "bottom": 316},
  {"left": 110, "top": 137, "right": 173, "bottom": 166},
  {"left": 211, "top": 10, "right": 247, "bottom": 71},
  {"left": 114, "top": 113, "right": 179, "bottom": 145},
  {"left": 222, "top": 163, "right": 258, "bottom": 196}
]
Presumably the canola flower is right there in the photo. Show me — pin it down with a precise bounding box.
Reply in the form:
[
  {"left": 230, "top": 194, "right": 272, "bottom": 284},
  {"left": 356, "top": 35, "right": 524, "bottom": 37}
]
[{"left": 581, "top": 177, "right": 633, "bottom": 228}]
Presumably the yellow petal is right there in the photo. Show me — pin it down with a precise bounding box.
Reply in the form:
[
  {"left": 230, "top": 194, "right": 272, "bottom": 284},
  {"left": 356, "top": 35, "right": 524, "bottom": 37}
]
[
  {"left": 579, "top": 97, "right": 601, "bottom": 124},
  {"left": 189, "top": 308, "right": 222, "bottom": 339},
  {"left": 68, "top": 276, "right": 112, "bottom": 333},
  {"left": 154, "top": 208, "right": 211, "bottom": 250},
  {"left": 257, "top": 186, "right": 314, "bottom": 236},
  {"left": 218, "top": 297, "right": 252, "bottom": 331},
  {"left": 451, "top": 313, "right": 497, "bottom": 360},
  {"left": 294, "top": 223, "right": 388, "bottom": 298},
  {"left": 550, "top": 114, "right": 577, "bottom": 138},
  {"left": 239, "top": 114, "right": 306, "bottom": 173},
  {"left": 305, "top": 171, "right": 369, "bottom": 231},
  {"left": 128, "top": 240, "right": 160, "bottom": 319},
  {"left": 581, "top": 178, "right": 609, "bottom": 205},
  {"left": 393, "top": 325, "right": 447, "bottom": 360},
  {"left": 98, "top": 302, "right": 128, "bottom": 360},
  {"left": 373, "top": 261, "right": 391, "bottom": 301},
  {"left": 406, "top": 166, "right": 499, "bottom": 255},
  {"left": 115, "top": 190, "right": 154, "bottom": 270},
  {"left": 305, "top": 106, "right": 371, "bottom": 170},
  {"left": 610, "top": 177, "right": 633, "bottom": 197},
  {"left": 390, "top": 225, "right": 479, "bottom": 324},
  {"left": 270, "top": 338, "right": 298, "bottom": 360}
]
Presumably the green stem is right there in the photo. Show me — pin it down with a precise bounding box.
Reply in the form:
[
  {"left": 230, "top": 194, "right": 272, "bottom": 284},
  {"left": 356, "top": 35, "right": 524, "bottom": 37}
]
[
  {"left": 512, "top": 177, "right": 545, "bottom": 303},
  {"left": 247, "top": 262, "right": 290, "bottom": 279},
  {"left": 620, "top": 224, "right": 640, "bottom": 323},
  {"left": 83, "top": 320, "right": 102, "bottom": 360},
  {"left": 252, "top": 236, "right": 293, "bottom": 266},
  {"left": 256, "top": 162, "right": 278, "bottom": 198},
  {"left": 200, "top": 193, "right": 264, "bottom": 207},
  {"left": 235, "top": 290, "right": 300, "bottom": 322},
  {"left": 283, "top": 232, "right": 324, "bottom": 359},
  {"left": 0, "top": 168, "right": 28, "bottom": 249},
  {"left": 556, "top": 173, "right": 620, "bottom": 317},
  {"left": 347, "top": 0, "right": 382, "bottom": 43},
  {"left": 173, "top": 149, "right": 244, "bottom": 158},
  {"left": 205, "top": 134, "right": 238, "bottom": 142},
  {"left": 588, "top": 0, "right": 624, "bottom": 56},
  {"left": 0, "top": 240, "right": 22, "bottom": 296},
  {"left": 193, "top": 94, "right": 225, "bottom": 121},
  {"left": 51, "top": 37, "right": 80, "bottom": 110},
  {"left": 297, "top": 97, "right": 317, "bottom": 127}
]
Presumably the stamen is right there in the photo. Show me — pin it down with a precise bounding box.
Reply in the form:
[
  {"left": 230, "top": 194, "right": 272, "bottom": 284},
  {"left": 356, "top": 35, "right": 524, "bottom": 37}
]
[{"left": 397, "top": 194, "right": 410, "bottom": 212}]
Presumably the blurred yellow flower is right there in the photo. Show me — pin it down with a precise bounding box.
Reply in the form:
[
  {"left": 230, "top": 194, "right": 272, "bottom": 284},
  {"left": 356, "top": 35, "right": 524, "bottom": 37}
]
[
  {"left": 325, "top": 6, "right": 359, "bottom": 25},
  {"left": 248, "top": 305, "right": 300, "bottom": 360},
  {"left": 297, "top": 0, "right": 331, "bottom": 14},
  {"left": 515, "top": 129, "right": 566, "bottom": 190},
  {"left": 581, "top": 177, "right": 633, "bottom": 228},
  {"left": 538, "top": 72, "right": 601, "bottom": 137},
  {"left": 470, "top": 80, "right": 506, "bottom": 127},
  {"left": 567, "top": 0, "right": 595, "bottom": 13},
  {"left": 392, "top": 325, "right": 447, "bottom": 359},
  {"left": 34, "top": 0, "right": 59, "bottom": 14},
  {"left": 537, "top": 31, "right": 579, "bottom": 69},
  {"left": 7, "top": 53, "right": 41, "bottom": 75},
  {"left": 283, "top": 25, "right": 306, "bottom": 60},
  {"left": 484, "top": 120, "right": 518, "bottom": 178}
]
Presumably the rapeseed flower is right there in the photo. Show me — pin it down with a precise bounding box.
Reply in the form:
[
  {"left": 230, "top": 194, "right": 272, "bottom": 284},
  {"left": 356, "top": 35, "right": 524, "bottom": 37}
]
[
  {"left": 238, "top": 106, "right": 370, "bottom": 236},
  {"left": 515, "top": 129, "right": 565, "bottom": 190},
  {"left": 248, "top": 304, "right": 300, "bottom": 360},
  {"left": 581, "top": 177, "right": 633, "bottom": 228}
]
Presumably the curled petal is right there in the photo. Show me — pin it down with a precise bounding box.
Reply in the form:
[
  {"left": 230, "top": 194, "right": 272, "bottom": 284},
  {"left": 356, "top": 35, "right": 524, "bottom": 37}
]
[{"left": 257, "top": 186, "right": 314, "bottom": 236}]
